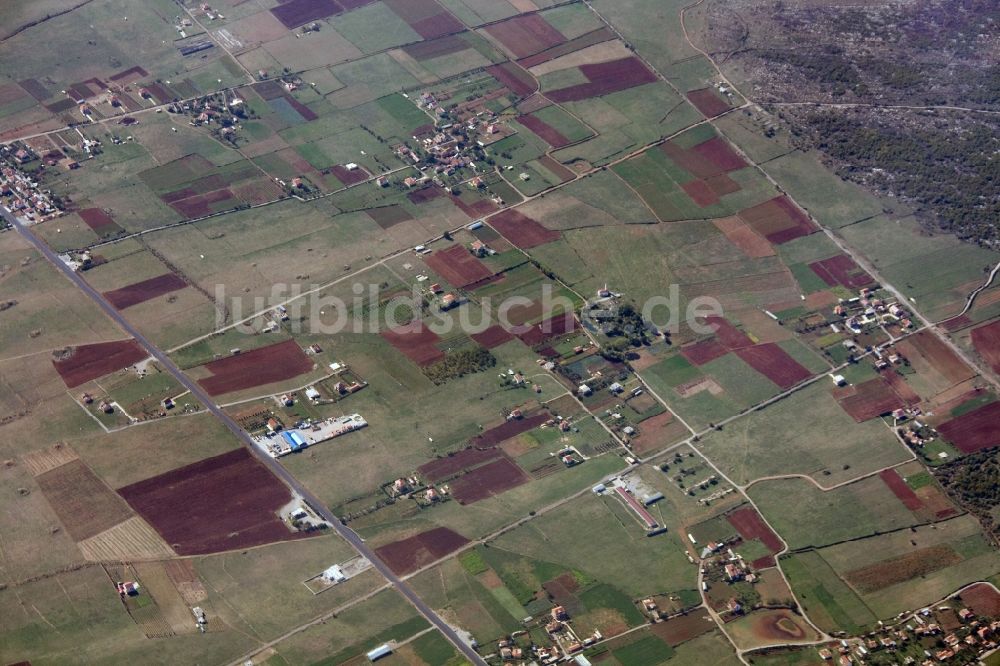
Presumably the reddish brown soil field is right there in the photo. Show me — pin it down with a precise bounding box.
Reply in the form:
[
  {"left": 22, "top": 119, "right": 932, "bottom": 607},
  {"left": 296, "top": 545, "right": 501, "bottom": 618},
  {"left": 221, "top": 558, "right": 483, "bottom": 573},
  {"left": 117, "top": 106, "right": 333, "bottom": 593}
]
[
  {"left": 736, "top": 343, "right": 812, "bottom": 389},
  {"left": 937, "top": 401, "right": 1000, "bottom": 453},
  {"left": 514, "top": 312, "right": 577, "bottom": 346},
  {"left": 518, "top": 27, "right": 616, "bottom": 67},
  {"left": 484, "top": 13, "right": 566, "bottom": 58},
  {"left": 662, "top": 142, "right": 730, "bottom": 179},
  {"left": 739, "top": 196, "right": 817, "bottom": 245},
  {"left": 542, "top": 572, "right": 584, "bottom": 615},
  {"left": 727, "top": 506, "right": 783, "bottom": 567},
  {"left": 879, "top": 369, "right": 921, "bottom": 406},
  {"left": 285, "top": 95, "right": 318, "bottom": 121},
  {"left": 53, "top": 339, "right": 148, "bottom": 388},
  {"left": 118, "top": 448, "right": 304, "bottom": 556},
  {"left": 650, "top": 613, "right": 716, "bottom": 646},
  {"left": 197, "top": 339, "right": 314, "bottom": 396},
  {"left": 681, "top": 179, "right": 719, "bottom": 207},
  {"left": 547, "top": 57, "right": 657, "bottom": 102},
  {"left": 471, "top": 413, "right": 549, "bottom": 447},
  {"left": 78, "top": 207, "right": 117, "bottom": 230},
  {"left": 713, "top": 217, "right": 773, "bottom": 258},
  {"left": 449, "top": 457, "right": 531, "bottom": 504},
  {"left": 109, "top": 65, "right": 148, "bottom": 82},
  {"left": 330, "top": 164, "right": 369, "bottom": 186},
  {"left": 161, "top": 175, "right": 228, "bottom": 202},
  {"left": 381, "top": 321, "right": 446, "bottom": 366},
  {"left": 906, "top": 330, "right": 975, "bottom": 385},
  {"left": 686, "top": 88, "right": 732, "bottom": 118},
  {"left": 471, "top": 325, "right": 515, "bottom": 349},
  {"left": 403, "top": 35, "right": 468, "bottom": 61},
  {"left": 424, "top": 244, "right": 494, "bottom": 288},
  {"left": 407, "top": 185, "right": 444, "bottom": 205},
  {"left": 366, "top": 204, "right": 413, "bottom": 229},
  {"left": 104, "top": 273, "right": 187, "bottom": 310},
  {"left": 253, "top": 80, "right": 286, "bottom": 101},
  {"left": 941, "top": 315, "right": 973, "bottom": 332},
  {"left": 680, "top": 339, "right": 730, "bottom": 366},
  {"left": 690, "top": 137, "right": 748, "bottom": 172},
  {"left": 537, "top": 155, "right": 576, "bottom": 182},
  {"left": 808, "top": 254, "right": 874, "bottom": 290},
  {"left": 833, "top": 377, "right": 905, "bottom": 422},
  {"left": 846, "top": 545, "right": 961, "bottom": 593},
  {"left": 18, "top": 77, "right": 51, "bottom": 102},
  {"left": 490, "top": 209, "right": 561, "bottom": 248},
  {"left": 879, "top": 469, "right": 924, "bottom": 511},
  {"left": 449, "top": 193, "right": 498, "bottom": 218},
  {"left": 971, "top": 320, "right": 1000, "bottom": 374},
  {"left": 486, "top": 62, "right": 537, "bottom": 97},
  {"left": 518, "top": 114, "right": 570, "bottom": 148},
  {"left": 170, "top": 189, "right": 237, "bottom": 218},
  {"left": 37, "top": 459, "right": 135, "bottom": 541},
  {"left": 419, "top": 447, "right": 503, "bottom": 483},
  {"left": 383, "top": 0, "right": 463, "bottom": 39},
  {"left": 271, "top": 0, "right": 341, "bottom": 29},
  {"left": 143, "top": 82, "right": 175, "bottom": 105},
  {"left": 374, "top": 527, "right": 469, "bottom": 575},
  {"left": 960, "top": 583, "right": 1000, "bottom": 617},
  {"left": 705, "top": 173, "right": 741, "bottom": 196},
  {"left": 629, "top": 411, "right": 688, "bottom": 454},
  {"left": 701, "top": 316, "right": 753, "bottom": 350}
]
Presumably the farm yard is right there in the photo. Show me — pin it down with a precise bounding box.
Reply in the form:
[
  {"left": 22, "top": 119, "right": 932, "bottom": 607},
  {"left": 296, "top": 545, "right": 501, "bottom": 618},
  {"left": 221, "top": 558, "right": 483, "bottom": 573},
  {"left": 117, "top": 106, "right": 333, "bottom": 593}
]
[{"left": 4, "top": 0, "right": 1000, "bottom": 664}]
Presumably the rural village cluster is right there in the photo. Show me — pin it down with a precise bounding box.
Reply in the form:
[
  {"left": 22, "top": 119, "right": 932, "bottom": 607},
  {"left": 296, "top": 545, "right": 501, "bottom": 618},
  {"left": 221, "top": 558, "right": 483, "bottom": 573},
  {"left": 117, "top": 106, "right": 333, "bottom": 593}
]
[{"left": 1, "top": 1, "right": 1000, "bottom": 666}]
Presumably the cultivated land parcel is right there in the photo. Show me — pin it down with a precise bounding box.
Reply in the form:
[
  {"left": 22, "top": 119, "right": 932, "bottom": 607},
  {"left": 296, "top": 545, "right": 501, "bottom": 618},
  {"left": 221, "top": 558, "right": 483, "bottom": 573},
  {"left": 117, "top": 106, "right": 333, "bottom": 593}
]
[{"left": 2, "top": 0, "right": 1000, "bottom": 665}]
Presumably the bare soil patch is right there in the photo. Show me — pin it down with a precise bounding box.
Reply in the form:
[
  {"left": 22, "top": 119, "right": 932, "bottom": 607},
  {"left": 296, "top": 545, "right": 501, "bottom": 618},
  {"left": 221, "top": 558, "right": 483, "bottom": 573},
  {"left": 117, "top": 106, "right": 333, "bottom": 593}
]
[
  {"left": 52, "top": 339, "right": 148, "bottom": 388},
  {"left": 196, "top": 339, "right": 314, "bottom": 396},
  {"left": 845, "top": 545, "right": 961, "bottom": 593},
  {"left": 375, "top": 526, "right": 468, "bottom": 575},
  {"left": 118, "top": 448, "right": 305, "bottom": 555},
  {"left": 104, "top": 273, "right": 187, "bottom": 310}
]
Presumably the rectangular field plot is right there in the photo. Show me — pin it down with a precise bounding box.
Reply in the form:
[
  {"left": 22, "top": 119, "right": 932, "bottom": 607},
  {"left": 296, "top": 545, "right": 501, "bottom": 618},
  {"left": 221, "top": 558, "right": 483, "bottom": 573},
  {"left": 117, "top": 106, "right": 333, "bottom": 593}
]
[
  {"left": 118, "top": 448, "right": 305, "bottom": 555},
  {"left": 36, "top": 459, "right": 135, "bottom": 541},
  {"left": 697, "top": 380, "right": 911, "bottom": 486}
]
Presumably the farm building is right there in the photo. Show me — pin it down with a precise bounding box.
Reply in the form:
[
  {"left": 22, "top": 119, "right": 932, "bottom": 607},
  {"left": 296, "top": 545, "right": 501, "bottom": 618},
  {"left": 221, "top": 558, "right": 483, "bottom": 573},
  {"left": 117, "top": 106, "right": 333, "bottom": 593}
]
[
  {"left": 366, "top": 644, "right": 391, "bottom": 661},
  {"left": 322, "top": 565, "right": 346, "bottom": 583},
  {"left": 257, "top": 414, "right": 368, "bottom": 458}
]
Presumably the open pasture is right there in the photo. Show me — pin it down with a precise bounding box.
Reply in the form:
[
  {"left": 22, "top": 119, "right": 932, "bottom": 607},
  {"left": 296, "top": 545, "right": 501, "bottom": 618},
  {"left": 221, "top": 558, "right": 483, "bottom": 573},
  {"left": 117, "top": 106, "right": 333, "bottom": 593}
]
[
  {"left": 698, "top": 379, "right": 910, "bottom": 486},
  {"left": 747, "top": 475, "right": 922, "bottom": 550}
]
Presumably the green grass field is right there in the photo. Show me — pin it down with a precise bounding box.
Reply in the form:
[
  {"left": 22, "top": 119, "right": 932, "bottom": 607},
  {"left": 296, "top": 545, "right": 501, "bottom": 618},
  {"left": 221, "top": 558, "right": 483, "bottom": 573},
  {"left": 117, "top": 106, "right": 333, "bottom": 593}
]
[
  {"left": 493, "top": 492, "right": 697, "bottom": 598},
  {"left": 780, "top": 551, "right": 877, "bottom": 634},
  {"left": 697, "top": 380, "right": 912, "bottom": 486},
  {"left": 747, "top": 475, "right": 919, "bottom": 550}
]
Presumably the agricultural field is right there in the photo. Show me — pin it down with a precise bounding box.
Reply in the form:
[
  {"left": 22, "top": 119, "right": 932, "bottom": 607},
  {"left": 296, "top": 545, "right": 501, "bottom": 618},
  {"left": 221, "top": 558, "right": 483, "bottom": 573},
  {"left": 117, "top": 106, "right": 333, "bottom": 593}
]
[{"left": 6, "top": 0, "right": 1000, "bottom": 664}]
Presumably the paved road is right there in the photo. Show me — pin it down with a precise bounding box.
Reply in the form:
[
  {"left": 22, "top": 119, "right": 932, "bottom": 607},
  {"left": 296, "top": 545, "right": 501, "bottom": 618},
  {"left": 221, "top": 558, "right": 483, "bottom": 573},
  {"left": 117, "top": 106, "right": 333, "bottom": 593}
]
[{"left": 3, "top": 208, "right": 486, "bottom": 666}]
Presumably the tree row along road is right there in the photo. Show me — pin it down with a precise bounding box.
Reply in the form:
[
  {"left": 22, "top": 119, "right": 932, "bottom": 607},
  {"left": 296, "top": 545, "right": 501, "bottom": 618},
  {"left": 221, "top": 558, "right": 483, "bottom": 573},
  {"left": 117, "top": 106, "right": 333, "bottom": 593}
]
[{"left": 1, "top": 206, "right": 487, "bottom": 666}]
